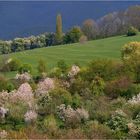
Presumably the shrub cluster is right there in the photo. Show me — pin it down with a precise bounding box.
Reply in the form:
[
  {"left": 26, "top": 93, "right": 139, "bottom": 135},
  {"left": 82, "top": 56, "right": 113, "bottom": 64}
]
[{"left": 1, "top": 41, "right": 140, "bottom": 139}]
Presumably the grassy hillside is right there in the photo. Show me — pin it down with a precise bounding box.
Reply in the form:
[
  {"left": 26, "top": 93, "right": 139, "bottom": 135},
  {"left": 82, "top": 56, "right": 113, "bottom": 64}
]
[{"left": 1, "top": 33, "right": 140, "bottom": 77}]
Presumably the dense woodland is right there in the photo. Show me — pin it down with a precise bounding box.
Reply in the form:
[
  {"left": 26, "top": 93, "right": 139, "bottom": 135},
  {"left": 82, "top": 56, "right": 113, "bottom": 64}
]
[{"left": 0, "top": 5, "right": 140, "bottom": 139}]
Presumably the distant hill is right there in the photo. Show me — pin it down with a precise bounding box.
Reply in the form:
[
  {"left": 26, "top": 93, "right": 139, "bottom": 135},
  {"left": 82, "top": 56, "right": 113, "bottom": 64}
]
[{"left": 0, "top": 1, "right": 140, "bottom": 40}]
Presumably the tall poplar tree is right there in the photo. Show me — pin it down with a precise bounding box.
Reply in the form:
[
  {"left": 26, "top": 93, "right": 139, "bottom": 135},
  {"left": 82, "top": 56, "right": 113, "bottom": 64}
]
[{"left": 55, "top": 13, "right": 63, "bottom": 44}]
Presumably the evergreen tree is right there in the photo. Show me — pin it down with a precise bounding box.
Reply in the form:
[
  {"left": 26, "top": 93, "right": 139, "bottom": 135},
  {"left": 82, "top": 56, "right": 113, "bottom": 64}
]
[{"left": 55, "top": 13, "right": 63, "bottom": 44}]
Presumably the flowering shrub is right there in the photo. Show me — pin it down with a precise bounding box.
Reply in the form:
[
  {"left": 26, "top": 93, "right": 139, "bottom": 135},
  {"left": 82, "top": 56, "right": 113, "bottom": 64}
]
[
  {"left": 127, "top": 122, "right": 138, "bottom": 137},
  {"left": 11, "top": 83, "right": 33, "bottom": 104},
  {"left": 134, "top": 112, "right": 140, "bottom": 125},
  {"left": 0, "top": 83, "right": 33, "bottom": 107},
  {"left": 24, "top": 110, "right": 37, "bottom": 123},
  {"left": 0, "top": 107, "right": 9, "bottom": 119},
  {"left": 57, "top": 104, "right": 89, "bottom": 128},
  {"left": 15, "top": 72, "right": 31, "bottom": 82},
  {"left": 107, "top": 109, "right": 129, "bottom": 132},
  {"left": 0, "top": 130, "right": 7, "bottom": 139},
  {"left": 127, "top": 112, "right": 140, "bottom": 138},
  {"left": 68, "top": 65, "right": 80, "bottom": 78},
  {"left": 76, "top": 108, "right": 89, "bottom": 121},
  {"left": 37, "top": 93, "right": 52, "bottom": 115},
  {"left": 61, "top": 80, "right": 70, "bottom": 88},
  {"left": 0, "top": 91, "right": 10, "bottom": 105},
  {"left": 128, "top": 93, "right": 140, "bottom": 105},
  {"left": 35, "top": 78, "right": 54, "bottom": 95},
  {"left": 1, "top": 58, "right": 140, "bottom": 139},
  {"left": 57, "top": 104, "right": 81, "bottom": 128}
]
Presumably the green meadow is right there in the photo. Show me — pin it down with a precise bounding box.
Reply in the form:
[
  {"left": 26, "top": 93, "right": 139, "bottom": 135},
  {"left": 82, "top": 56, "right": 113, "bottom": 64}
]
[{"left": 1, "top": 33, "right": 140, "bottom": 78}]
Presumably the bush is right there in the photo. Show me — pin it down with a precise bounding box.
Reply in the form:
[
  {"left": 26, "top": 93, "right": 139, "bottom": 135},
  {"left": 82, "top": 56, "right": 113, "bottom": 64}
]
[
  {"left": 84, "top": 121, "right": 113, "bottom": 139},
  {"left": 8, "top": 58, "right": 21, "bottom": 71},
  {"left": 49, "top": 67, "right": 62, "bottom": 78},
  {"left": 43, "top": 115, "right": 58, "bottom": 137},
  {"left": 105, "top": 76, "right": 132, "bottom": 99},
  {"left": 107, "top": 109, "right": 129, "bottom": 133},
  {"left": 90, "top": 76, "right": 105, "bottom": 96},
  {"left": 71, "top": 94, "right": 82, "bottom": 109},
  {"left": 43, "top": 88, "right": 72, "bottom": 114},
  {"left": 86, "top": 96, "right": 113, "bottom": 123},
  {"left": 5, "top": 101, "right": 28, "bottom": 130},
  {"left": 122, "top": 42, "right": 140, "bottom": 83},
  {"left": 81, "top": 59, "right": 126, "bottom": 81},
  {"left": 6, "top": 82, "right": 15, "bottom": 92},
  {"left": 57, "top": 104, "right": 89, "bottom": 128},
  {"left": 132, "top": 112, "right": 140, "bottom": 138},
  {"left": 123, "top": 84, "right": 140, "bottom": 99},
  {"left": 37, "top": 93, "right": 52, "bottom": 115},
  {"left": 1, "top": 41, "right": 11, "bottom": 54},
  {"left": 0, "top": 56, "right": 11, "bottom": 72},
  {"left": 0, "top": 58, "right": 21, "bottom": 72},
  {"left": 0, "top": 75, "right": 7, "bottom": 92},
  {"left": 122, "top": 42, "right": 140, "bottom": 60},
  {"left": 70, "top": 77, "right": 91, "bottom": 98},
  {"left": 60, "top": 128, "right": 87, "bottom": 139},
  {"left": 49, "top": 88, "right": 72, "bottom": 108},
  {"left": 18, "top": 64, "right": 32, "bottom": 74},
  {"left": 57, "top": 60, "right": 68, "bottom": 74},
  {"left": 127, "top": 26, "right": 138, "bottom": 36},
  {"left": 37, "top": 59, "right": 47, "bottom": 74}
]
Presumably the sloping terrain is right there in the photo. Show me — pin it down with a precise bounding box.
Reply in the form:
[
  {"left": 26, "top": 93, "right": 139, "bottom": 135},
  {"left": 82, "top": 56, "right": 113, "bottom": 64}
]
[{"left": 1, "top": 33, "right": 140, "bottom": 77}]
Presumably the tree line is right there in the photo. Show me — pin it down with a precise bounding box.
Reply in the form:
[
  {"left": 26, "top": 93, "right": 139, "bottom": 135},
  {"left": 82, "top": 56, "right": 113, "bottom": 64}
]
[{"left": 0, "top": 5, "right": 140, "bottom": 54}]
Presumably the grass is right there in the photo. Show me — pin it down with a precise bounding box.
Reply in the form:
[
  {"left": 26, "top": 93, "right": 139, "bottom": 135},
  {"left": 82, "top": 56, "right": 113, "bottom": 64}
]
[{"left": 1, "top": 33, "right": 140, "bottom": 78}]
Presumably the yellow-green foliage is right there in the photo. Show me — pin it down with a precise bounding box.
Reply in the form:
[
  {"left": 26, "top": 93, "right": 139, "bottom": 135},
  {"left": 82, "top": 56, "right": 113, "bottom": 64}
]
[
  {"left": 122, "top": 41, "right": 140, "bottom": 82},
  {"left": 122, "top": 41, "right": 140, "bottom": 59}
]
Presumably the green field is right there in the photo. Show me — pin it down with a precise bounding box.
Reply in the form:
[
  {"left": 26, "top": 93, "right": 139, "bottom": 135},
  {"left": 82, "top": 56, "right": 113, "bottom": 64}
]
[{"left": 1, "top": 34, "right": 140, "bottom": 78}]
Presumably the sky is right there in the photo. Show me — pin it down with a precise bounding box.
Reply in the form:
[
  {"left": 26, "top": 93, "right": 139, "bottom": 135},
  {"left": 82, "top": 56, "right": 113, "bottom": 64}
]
[{"left": 0, "top": 1, "right": 140, "bottom": 39}]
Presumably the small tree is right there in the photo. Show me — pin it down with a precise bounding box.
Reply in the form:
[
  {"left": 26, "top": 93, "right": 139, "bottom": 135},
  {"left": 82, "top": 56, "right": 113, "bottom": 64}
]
[
  {"left": 82, "top": 19, "right": 99, "bottom": 40},
  {"left": 0, "top": 41, "right": 11, "bottom": 54},
  {"left": 122, "top": 42, "right": 140, "bottom": 83},
  {"left": 127, "top": 26, "right": 138, "bottom": 36},
  {"left": 37, "top": 59, "right": 47, "bottom": 74},
  {"left": 64, "top": 26, "right": 83, "bottom": 44},
  {"left": 79, "top": 35, "right": 87, "bottom": 44}
]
